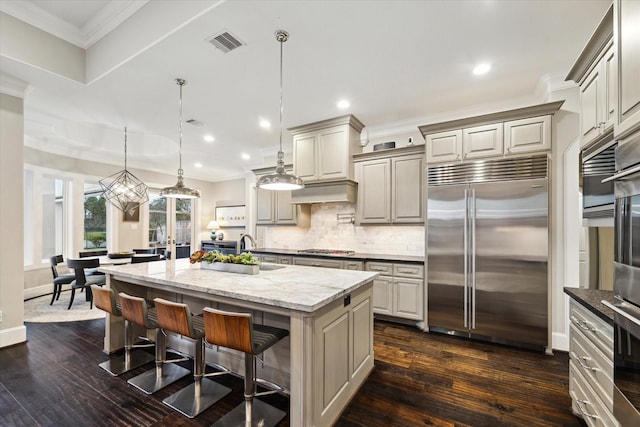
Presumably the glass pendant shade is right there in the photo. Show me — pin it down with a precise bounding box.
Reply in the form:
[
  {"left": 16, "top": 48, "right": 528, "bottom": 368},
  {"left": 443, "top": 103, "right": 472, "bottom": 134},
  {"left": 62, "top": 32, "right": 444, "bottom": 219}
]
[
  {"left": 256, "top": 30, "right": 304, "bottom": 191},
  {"left": 99, "top": 127, "right": 149, "bottom": 212},
  {"left": 160, "top": 78, "right": 200, "bottom": 199}
]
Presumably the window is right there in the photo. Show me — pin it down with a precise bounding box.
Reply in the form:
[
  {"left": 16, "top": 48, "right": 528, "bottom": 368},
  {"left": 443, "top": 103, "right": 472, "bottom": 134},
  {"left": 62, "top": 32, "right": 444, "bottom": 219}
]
[
  {"left": 148, "top": 193, "right": 167, "bottom": 247},
  {"left": 176, "top": 199, "right": 192, "bottom": 246},
  {"left": 84, "top": 183, "right": 106, "bottom": 249}
]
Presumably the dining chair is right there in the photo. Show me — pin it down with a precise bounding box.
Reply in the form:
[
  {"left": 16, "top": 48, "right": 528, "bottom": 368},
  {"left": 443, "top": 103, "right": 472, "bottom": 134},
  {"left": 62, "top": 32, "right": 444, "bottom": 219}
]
[
  {"left": 66, "top": 258, "right": 106, "bottom": 309},
  {"left": 130, "top": 254, "right": 162, "bottom": 263},
  {"left": 49, "top": 255, "right": 75, "bottom": 305}
]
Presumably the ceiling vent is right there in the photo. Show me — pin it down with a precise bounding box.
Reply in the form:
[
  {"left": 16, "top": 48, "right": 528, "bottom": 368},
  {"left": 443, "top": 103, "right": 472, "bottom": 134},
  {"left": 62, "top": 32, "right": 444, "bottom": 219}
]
[
  {"left": 186, "top": 119, "right": 204, "bottom": 127},
  {"left": 207, "top": 31, "right": 245, "bottom": 53}
]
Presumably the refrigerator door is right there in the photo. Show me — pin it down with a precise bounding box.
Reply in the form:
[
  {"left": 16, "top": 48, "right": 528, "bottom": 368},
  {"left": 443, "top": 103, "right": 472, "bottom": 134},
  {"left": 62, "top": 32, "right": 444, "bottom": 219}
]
[
  {"left": 427, "top": 184, "right": 469, "bottom": 336},
  {"left": 470, "top": 178, "right": 548, "bottom": 348}
]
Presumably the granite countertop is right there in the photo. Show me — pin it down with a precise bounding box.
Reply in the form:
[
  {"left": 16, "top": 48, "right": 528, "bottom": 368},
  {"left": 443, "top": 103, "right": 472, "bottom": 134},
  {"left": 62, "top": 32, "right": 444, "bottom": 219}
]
[
  {"left": 251, "top": 248, "right": 424, "bottom": 264},
  {"left": 100, "top": 259, "right": 378, "bottom": 313},
  {"left": 564, "top": 287, "right": 617, "bottom": 325}
]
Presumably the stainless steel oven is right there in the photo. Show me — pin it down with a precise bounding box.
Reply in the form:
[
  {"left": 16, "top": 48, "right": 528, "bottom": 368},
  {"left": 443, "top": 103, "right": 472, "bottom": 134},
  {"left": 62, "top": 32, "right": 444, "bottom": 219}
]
[
  {"left": 603, "top": 141, "right": 640, "bottom": 425},
  {"left": 581, "top": 139, "right": 616, "bottom": 226}
]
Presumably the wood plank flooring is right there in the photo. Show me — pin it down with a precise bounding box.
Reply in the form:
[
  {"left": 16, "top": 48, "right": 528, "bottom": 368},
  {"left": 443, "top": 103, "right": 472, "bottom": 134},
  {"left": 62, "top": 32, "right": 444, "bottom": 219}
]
[{"left": 0, "top": 319, "right": 585, "bottom": 426}]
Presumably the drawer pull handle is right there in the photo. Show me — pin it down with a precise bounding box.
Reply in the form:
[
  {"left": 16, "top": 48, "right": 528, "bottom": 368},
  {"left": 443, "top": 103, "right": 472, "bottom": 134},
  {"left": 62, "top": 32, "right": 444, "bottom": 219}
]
[
  {"left": 571, "top": 316, "right": 596, "bottom": 333},
  {"left": 576, "top": 399, "right": 599, "bottom": 420},
  {"left": 372, "top": 267, "right": 386, "bottom": 271},
  {"left": 571, "top": 352, "right": 598, "bottom": 372},
  {"left": 398, "top": 269, "right": 415, "bottom": 274}
]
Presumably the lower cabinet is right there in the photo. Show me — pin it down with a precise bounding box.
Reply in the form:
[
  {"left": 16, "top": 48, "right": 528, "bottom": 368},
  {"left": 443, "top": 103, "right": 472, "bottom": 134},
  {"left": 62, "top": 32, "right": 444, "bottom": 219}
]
[
  {"left": 366, "top": 261, "right": 424, "bottom": 321},
  {"left": 568, "top": 299, "right": 618, "bottom": 426}
]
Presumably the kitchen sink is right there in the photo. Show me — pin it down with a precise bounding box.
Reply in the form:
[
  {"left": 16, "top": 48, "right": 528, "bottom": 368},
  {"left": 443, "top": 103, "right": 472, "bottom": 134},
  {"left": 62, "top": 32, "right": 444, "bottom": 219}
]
[{"left": 259, "top": 264, "right": 286, "bottom": 271}]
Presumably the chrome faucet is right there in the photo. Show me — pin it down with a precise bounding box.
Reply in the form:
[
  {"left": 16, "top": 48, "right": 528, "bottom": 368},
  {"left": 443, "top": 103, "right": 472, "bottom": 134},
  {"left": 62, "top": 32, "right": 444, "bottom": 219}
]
[{"left": 238, "top": 233, "right": 256, "bottom": 252}]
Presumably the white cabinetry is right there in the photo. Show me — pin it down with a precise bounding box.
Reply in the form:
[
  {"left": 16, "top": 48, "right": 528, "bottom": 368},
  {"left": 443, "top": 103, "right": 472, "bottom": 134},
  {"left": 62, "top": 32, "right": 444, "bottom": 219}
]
[
  {"left": 614, "top": 0, "right": 640, "bottom": 139},
  {"left": 366, "top": 261, "right": 424, "bottom": 321},
  {"left": 420, "top": 102, "right": 562, "bottom": 164},
  {"left": 353, "top": 145, "right": 424, "bottom": 224},
  {"left": 568, "top": 299, "right": 618, "bottom": 426},
  {"left": 289, "top": 115, "right": 365, "bottom": 183}
]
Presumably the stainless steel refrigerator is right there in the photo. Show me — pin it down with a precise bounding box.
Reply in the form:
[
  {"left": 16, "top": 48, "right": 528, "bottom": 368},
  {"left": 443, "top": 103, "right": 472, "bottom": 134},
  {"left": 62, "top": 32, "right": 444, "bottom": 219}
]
[{"left": 427, "top": 155, "right": 549, "bottom": 351}]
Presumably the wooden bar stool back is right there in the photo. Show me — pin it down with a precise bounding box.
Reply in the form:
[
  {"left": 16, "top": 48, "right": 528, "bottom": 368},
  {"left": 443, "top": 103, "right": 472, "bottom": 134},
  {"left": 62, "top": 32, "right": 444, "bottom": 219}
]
[
  {"left": 120, "top": 293, "right": 190, "bottom": 394},
  {"left": 153, "top": 298, "right": 231, "bottom": 418},
  {"left": 91, "top": 286, "right": 154, "bottom": 376},
  {"left": 203, "top": 307, "right": 289, "bottom": 427}
]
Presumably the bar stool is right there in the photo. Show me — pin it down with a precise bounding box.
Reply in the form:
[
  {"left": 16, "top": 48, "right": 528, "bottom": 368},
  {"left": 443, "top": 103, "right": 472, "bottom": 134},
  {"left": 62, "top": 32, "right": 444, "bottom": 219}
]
[
  {"left": 90, "top": 286, "right": 155, "bottom": 376},
  {"left": 121, "top": 293, "right": 191, "bottom": 394},
  {"left": 153, "top": 298, "right": 232, "bottom": 418},
  {"left": 202, "top": 307, "right": 289, "bottom": 427}
]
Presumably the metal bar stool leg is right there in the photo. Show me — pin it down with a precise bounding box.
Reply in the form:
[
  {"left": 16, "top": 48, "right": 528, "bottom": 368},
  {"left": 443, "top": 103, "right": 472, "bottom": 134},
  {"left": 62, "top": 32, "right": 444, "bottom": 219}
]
[{"left": 127, "top": 327, "right": 190, "bottom": 394}]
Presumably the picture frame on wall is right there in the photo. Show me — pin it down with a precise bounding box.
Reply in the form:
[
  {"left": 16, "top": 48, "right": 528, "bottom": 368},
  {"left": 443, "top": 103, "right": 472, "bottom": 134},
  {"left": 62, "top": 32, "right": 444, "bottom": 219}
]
[
  {"left": 123, "top": 202, "right": 140, "bottom": 222},
  {"left": 215, "top": 205, "right": 246, "bottom": 227}
]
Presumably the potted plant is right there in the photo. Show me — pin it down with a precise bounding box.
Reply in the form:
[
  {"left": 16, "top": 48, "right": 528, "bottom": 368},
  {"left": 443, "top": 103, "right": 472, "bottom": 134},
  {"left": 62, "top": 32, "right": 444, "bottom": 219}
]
[{"left": 190, "top": 250, "right": 260, "bottom": 275}]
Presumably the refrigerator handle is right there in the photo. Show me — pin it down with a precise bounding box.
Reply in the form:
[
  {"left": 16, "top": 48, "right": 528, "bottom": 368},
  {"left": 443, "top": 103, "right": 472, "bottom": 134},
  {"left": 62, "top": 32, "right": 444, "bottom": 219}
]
[
  {"left": 463, "top": 188, "right": 469, "bottom": 329},
  {"left": 471, "top": 188, "right": 476, "bottom": 330}
]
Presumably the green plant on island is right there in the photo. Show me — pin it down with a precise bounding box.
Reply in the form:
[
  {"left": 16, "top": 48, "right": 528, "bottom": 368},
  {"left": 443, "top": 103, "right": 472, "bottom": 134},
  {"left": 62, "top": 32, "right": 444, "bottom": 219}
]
[{"left": 189, "top": 250, "right": 259, "bottom": 265}]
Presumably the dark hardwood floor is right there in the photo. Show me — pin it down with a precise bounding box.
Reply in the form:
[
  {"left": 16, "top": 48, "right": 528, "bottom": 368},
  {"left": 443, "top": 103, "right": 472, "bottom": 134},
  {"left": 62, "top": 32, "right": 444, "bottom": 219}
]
[{"left": 0, "top": 319, "right": 585, "bottom": 427}]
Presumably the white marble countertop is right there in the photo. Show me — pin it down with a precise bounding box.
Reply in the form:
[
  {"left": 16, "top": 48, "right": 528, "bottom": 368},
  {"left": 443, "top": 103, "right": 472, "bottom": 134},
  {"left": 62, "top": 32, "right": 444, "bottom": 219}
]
[{"left": 99, "top": 259, "right": 378, "bottom": 313}]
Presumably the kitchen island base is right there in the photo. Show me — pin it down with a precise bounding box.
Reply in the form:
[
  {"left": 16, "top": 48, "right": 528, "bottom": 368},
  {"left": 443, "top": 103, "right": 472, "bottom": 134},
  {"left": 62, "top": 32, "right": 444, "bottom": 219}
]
[{"left": 101, "top": 262, "right": 375, "bottom": 427}]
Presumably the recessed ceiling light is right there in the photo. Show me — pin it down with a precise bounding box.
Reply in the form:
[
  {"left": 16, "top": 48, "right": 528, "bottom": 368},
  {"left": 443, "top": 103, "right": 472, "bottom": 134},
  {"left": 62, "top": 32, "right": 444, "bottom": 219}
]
[
  {"left": 194, "top": 162, "right": 203, "bottom": 168},
  {"left": 203, "top": 134, "right": 215, "bottom": 143},
  {"left": 337, "top": 99, "right": 350, "bottom": 109},
  {"left": 259, "top": 119, "right": 271, "bottom": 129},
  {"left": 473, "top": 63, "right": 491, "bottom": 75},
  {"left": 241, "top": 153, "right": 250, "bottom": 160}
]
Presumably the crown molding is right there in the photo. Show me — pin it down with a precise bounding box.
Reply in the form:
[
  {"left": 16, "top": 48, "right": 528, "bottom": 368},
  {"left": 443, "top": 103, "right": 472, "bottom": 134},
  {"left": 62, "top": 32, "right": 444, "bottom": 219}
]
[{"left": 0, "top": 73, "right": 30, "bottom": 98}]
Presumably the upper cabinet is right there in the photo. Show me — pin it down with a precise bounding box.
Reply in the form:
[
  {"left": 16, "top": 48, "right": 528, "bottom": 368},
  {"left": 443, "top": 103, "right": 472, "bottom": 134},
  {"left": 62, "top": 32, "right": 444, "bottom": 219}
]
[
  {"left": 353, "top": 145, "right": 425, "bottom": 224},
  {"left": 566, "top": 5, "right": 616, "bottom": 149},
  {"left": 614, "top": 0, "right": 640, "bottom": 140},
  {"left": 253, "top": 166, "right": 310, "bottom": 227},
  {"left": 420, "top": 102, "right": 563, "bottom": 164},
  {"left": 289, "top": 115, "right": 365, "bottom": 183}
]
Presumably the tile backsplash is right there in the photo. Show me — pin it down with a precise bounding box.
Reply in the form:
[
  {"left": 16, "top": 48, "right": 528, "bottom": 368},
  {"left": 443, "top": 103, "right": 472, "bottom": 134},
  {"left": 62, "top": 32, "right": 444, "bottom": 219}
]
[{"left": 257, "top": 203, "right": 425, "bottom": 256}]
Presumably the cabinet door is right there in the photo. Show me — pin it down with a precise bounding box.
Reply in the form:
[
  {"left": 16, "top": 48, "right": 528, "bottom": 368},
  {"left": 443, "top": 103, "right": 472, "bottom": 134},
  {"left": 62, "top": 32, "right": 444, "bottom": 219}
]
[
  {"left": 463, "top": 123, "right": 504, "bottom": 159},
  {"left": 393, "top": 277, "right": 424, "bottom": 320},
  {"left": 504, "top": 115, "right": 551, "bottom": 154},
  {"left": 356, "top": 160, "right": 390, "bottom": 223},
  {"left": 602, "top": 45, "right": 616, "bottom": 132},
  {"left": 392, "top": 154, "right": 424, "bottom": 223},
  {"left": 293, "top": 134, "right": 317, "bottom": 181},
  {"left": 615, "top": 0, "right": 640, "bottom": 137},
  {"left": 317, "top": 127, "right": 349, "bottom": 180},
  {"left": 274, "top": 190, "right": 295, "bottom": 224},
  {"left": 372, "top": 276, "right": 393, "bottom": 315},
  {"left": 580, "top": 64, "right": 603, "bottom": 146},
  {"left": 426, "top": 130, "right": 462, "bottom": 163},
  {"left": 256, "top": 187, "right": 274, "bottom": 224}
]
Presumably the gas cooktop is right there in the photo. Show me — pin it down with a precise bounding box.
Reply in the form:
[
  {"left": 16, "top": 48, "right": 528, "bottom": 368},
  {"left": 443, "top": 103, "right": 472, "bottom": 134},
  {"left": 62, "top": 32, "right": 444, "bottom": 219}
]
[{"left": 297, "top": 249, "right": 356, "bottom": 256}]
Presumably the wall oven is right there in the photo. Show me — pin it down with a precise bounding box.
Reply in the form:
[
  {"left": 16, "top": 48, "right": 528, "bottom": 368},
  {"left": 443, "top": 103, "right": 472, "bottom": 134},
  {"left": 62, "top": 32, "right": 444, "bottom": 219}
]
[{"left": 603, "top": 141, "right": 640, "bottom": 425}]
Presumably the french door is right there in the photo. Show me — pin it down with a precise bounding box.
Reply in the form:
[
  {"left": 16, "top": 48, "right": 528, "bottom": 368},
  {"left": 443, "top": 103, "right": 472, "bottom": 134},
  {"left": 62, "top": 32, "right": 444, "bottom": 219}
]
[{"left": 148, "top": 193, "right": 195, "bottom": 259}]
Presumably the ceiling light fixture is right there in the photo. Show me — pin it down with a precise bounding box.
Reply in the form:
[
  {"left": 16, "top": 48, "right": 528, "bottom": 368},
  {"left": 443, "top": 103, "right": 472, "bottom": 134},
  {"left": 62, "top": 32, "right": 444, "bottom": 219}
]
[
  {"left": 203, "top": 134, "right": 215, "bottom": 143},
  {"left": 160, "top": 78, "right": 200, "bottom": 199},
  {"left": 256, "top": 30, "right": 305, "bottom": 191},
  {"left": 473, "top": 62, "right": 491, "bottom": 75},
  {"left": 337, "top": 99, "right": 350, "bottom": 109},
  {"left": 259, "top": 119, "right": 271, "bottom": 129},
  {"left": 99, "top": 127, "right": 149, "bottom": 212}
]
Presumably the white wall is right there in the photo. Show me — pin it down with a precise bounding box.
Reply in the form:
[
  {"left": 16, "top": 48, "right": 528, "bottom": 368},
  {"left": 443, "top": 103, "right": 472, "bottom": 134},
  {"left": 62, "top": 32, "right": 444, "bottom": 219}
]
[{"left": 0, "top": 90, "right": 26, "bottom": 347}]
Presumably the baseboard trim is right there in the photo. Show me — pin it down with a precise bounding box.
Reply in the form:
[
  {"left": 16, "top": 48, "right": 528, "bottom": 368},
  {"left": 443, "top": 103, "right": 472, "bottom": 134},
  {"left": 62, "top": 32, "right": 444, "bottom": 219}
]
[
  {"left": 24, "top": 284, "right": 53, "bottom": 300},
  {"left": 0, "top": 325, "right": 27, "bottom": 348}
]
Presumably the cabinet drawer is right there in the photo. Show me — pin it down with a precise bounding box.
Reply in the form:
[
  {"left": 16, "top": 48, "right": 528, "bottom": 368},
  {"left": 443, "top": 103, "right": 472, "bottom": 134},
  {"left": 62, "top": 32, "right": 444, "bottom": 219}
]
[
  {"left": 570, "top": 323, "right": 614, "bottom": 410},
  {"left": 260, "top": 254, "right": 279, "bottom": 263},
  {"left": 278, "top": 256, "right": 293, "bottom": 265},
  {"left": 393, "top": 263, "right": 424, "bottom": 279},
  {"left": 570, "top": 361, "right": 618, "bottom": 427},
  {"left": 365, "top": 262, "right": 393, "bottom": 275},
  {"left": 294, "top": 257, "right": 344, "bottom": 269},
  {"left": 570, "top": 301, "right": 614, "bottom": 359},
  {"left": 343, "top": 260, "right": 364, "bottom": 271}
]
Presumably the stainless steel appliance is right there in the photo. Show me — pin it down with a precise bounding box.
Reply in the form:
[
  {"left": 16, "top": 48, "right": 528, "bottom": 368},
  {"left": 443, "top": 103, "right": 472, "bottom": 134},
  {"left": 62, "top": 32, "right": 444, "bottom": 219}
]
[
  {"left": 602, "top": 141, "right": 640, "bottom": 425},
  {"left": 427, "top": 155, "right": 549, "bottom": 351},
  {"left": 581, "top": 139, "right": 616, "bottom": 226}
]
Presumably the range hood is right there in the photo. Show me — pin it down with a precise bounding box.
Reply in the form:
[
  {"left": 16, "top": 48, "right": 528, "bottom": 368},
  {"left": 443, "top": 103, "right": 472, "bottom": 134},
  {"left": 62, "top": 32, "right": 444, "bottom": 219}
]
[{"left": 291, "top": 180, "right": 357, "bottom": 204}]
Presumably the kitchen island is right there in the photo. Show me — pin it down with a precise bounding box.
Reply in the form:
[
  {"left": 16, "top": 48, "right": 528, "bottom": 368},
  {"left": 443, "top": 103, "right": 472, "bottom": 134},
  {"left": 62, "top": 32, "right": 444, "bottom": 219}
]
[{"left": 99, "top": 259, "right": 378, "bottom": 427}]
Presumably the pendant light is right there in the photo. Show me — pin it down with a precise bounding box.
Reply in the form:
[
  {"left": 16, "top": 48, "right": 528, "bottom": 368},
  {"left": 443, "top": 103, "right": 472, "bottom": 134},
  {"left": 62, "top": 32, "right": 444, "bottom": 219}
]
[
  {"left": 160, "top": 78, "right": 200, "bottom": 199},
  {"left": 99, "top": 127, "right": 149, "bottom": 212},
  {"left": 256, "top": 30, "right": 305, "bottom": 191}
]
